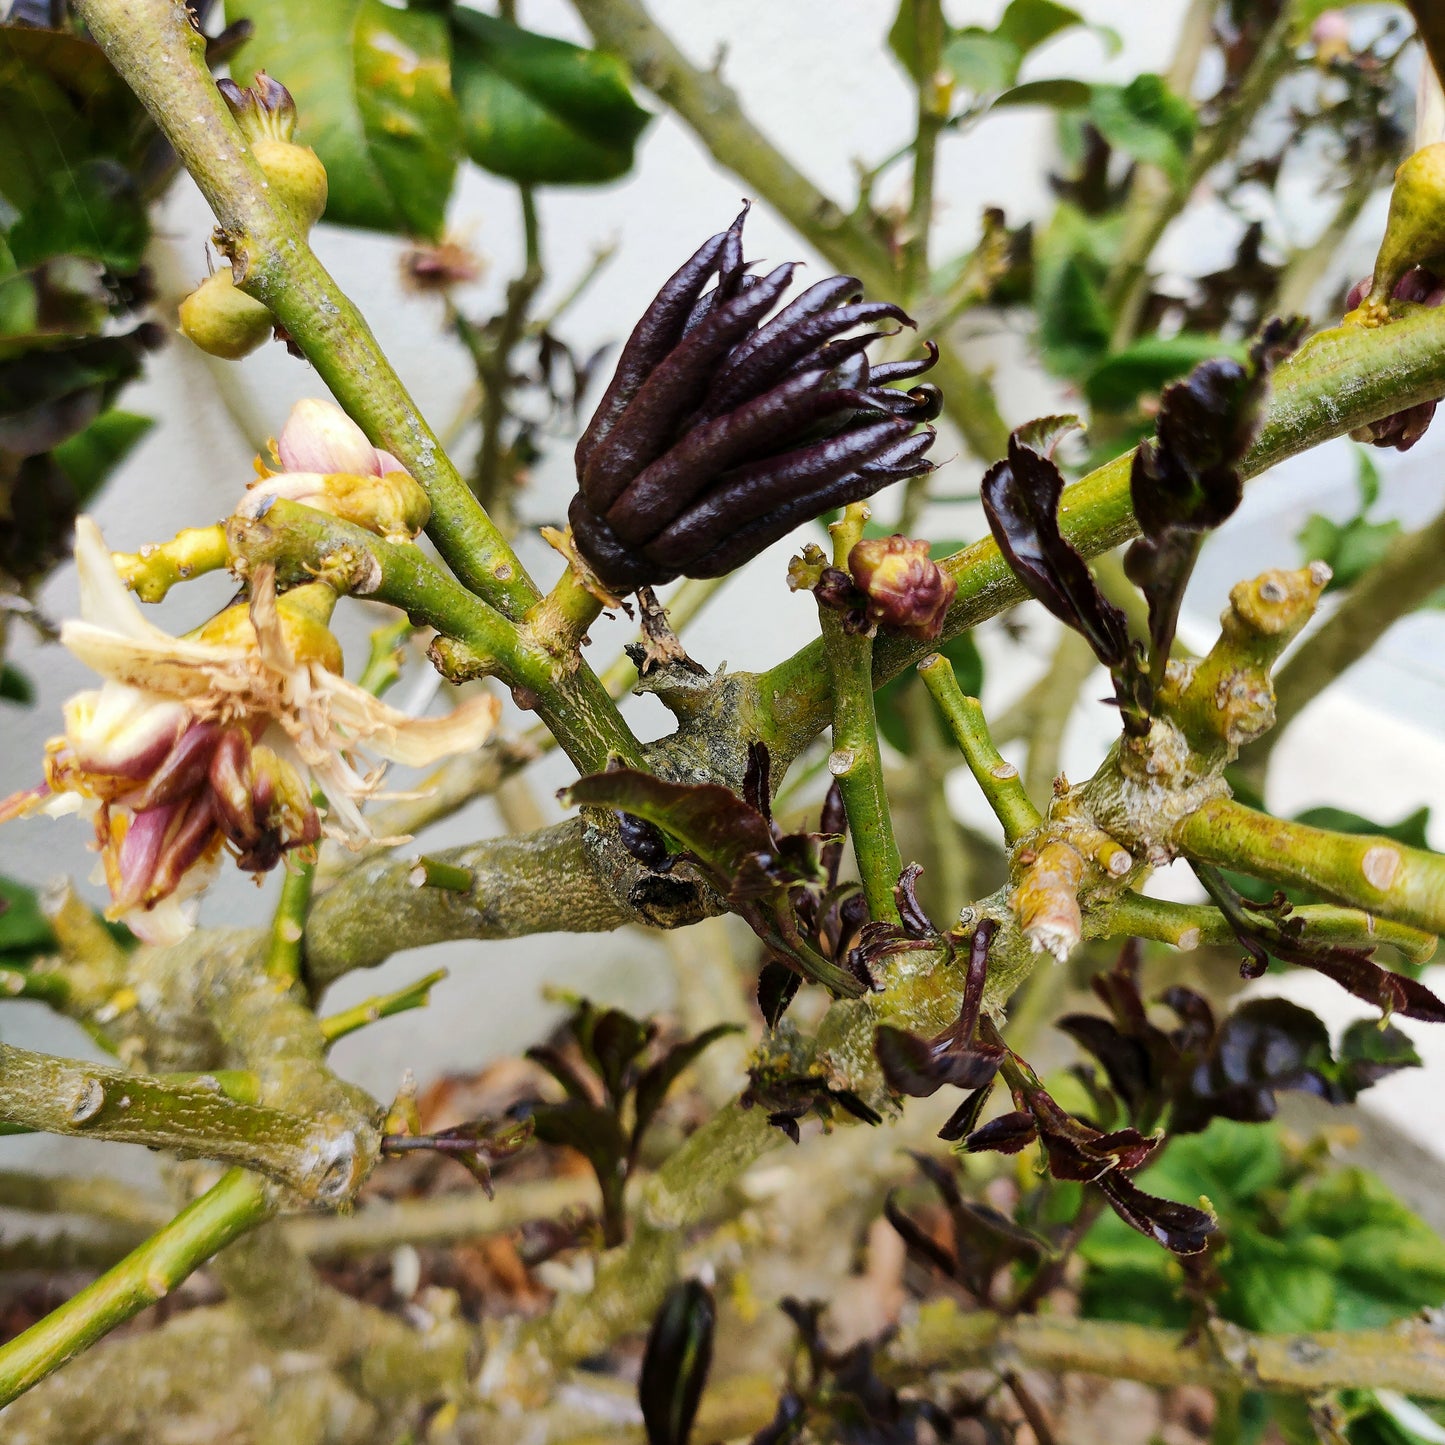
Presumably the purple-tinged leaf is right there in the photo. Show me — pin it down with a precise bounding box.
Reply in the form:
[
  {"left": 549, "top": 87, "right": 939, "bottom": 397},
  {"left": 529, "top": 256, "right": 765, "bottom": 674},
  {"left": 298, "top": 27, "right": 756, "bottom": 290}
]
[
  {"left": 964, "top": 1109, "right": 1038, "bottom": 1155},
  {"left": 894, "top": 863, "right": 934, "bottom": 938},
  {"left": 632, "top": 1023, "right": 743, "bottom": 1147},
  {"left": 981, "top": 429, "right": 1131, "bottom": 669},
  {"left": 1098, "top": 1173, "right": 1215, "bottom": 1256},
  {"left": 874, "top": 1024, "right": 1004, "bottom": 1098},
  {"left": 938, "top": 1083, "right": 994, "bottom": 1142}
]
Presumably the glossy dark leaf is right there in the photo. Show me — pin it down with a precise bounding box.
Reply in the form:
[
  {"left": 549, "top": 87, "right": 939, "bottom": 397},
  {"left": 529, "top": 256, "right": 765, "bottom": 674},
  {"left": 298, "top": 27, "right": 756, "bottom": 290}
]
[
  {"left": 640, "top": 1279, "right": 715, "bottom": 1445},
  {"left": 525, "top": 1042, "right": 595, "bottom": 1104},
  {"left": 938, "top": 1083, "right": 994, "bottom": 1142},
  {"left": 587, "top": 1007, "right": 654, "bottom": 1107},
  {"left": 231, "top": 0, "right": 460, "bottom": 237},
  {"left": 884, "top": 1190, "right": 959, "bottom": 1278},
  {"left": 874, "top": 1024, "right": 1003, "bottom": 1099},
  {"left": 452, "top": 9, "right": 650, "bottom": 186},
  {"left": 563, "top": 769, "right": 773, "bottom": 880},
  {"left": 757, "top": 960, "right": 802, "bottom": 1028},
  {"left": 1098, "top": 1171, "right": 1215, "bottom": 1255},
  {"left": 1337, "top": 1018, "right": 1421, "bottom": 1090},
  {"left": 1125, "top": 318, "right": 1304, "bottom": 674},
  {"left": 1056, "top": 1013, "right": 1154, "bottom": 1117},
  {"left": 982, "top": 428, "right": 1130, "bottom": 668},
  {"left": 749, "top": 1391, "right": 806, "bottom": 1445},
  {"left": 964, "top": 1109, "right": 1038, "bottom": 1155},
  {"left": 0, "top": 665, "right": 33, "bottom": 706}
]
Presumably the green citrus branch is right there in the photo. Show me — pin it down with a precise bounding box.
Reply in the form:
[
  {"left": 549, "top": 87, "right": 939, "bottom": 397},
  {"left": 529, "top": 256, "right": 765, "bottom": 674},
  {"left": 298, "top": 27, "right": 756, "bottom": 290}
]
[{"left": 0, "top": 1168, "right": 272, "bottom": 1409}]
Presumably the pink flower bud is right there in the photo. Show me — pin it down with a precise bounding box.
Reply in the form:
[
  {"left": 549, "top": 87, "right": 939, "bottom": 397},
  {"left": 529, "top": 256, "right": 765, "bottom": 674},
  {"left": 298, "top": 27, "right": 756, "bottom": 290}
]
[
  {"left": 847, "top": 534, "right": 957, "bottom": 640},
  {"left": 1311, "top": 10, "right": 1351, "bottom": 62},
  {"left": 277, "top": 399, "right": 386, "bottom": 476}
]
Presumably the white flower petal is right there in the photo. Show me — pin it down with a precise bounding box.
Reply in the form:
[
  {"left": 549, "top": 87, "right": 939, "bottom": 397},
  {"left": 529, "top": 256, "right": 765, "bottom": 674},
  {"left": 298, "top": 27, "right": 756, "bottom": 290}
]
[
  {"left": 277, "top": 399, "right": 379, "bottom": 476},
  {"left": 317, "top": 678, "right": 500, "bottom": 767},
  {"left": 73, "top": 517, "right": 172, "bottom": 644}
]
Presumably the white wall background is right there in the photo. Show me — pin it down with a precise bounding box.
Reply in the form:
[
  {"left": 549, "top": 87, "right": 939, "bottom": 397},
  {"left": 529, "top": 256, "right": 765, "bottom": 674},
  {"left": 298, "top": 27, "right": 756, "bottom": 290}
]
[{"left": 2, "top": 0, "right": 1444, "bottom": 1180}]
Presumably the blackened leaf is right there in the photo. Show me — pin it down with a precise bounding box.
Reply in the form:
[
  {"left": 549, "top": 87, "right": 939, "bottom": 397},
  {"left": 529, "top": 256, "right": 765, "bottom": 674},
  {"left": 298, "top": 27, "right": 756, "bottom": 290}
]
[
  {"left": 633, "top": 1023, "right": 743, "bottom": 1146},
  {"left": 938, "top": 1083, "right": 994, "bottom": 1141},
  {"left": 884, "top": 1190, "right": 959, "bottom": 1278},
  {"left": 0, "top": 665, "right": 33, "bottom": 706},
  {"left": 874, "top": 1024, "right": 1003, "bottom": 1098},
  {"left": 982, "top": 429, "right": 1130, "bottom": 668},
  {"left": 749, "top": 1392, "right": 806, "bottom": 1445},
  {"left": 527, "top": 1100, "right": 628, "bottom": 1174},
  {"left": 894, "top": 863, "right": 933, "bottom": 938},
  {"left": 1210, "top": 998, "right": 1333, "bottom": 1095},
  {"left": 1098, "top": 1172, "right": 1215, "bottom": 1255},
  {"left": 829, "top": 1089, "right": 884, "bottom": 1126},
  {"left": 525, "top": 1043, "right": 594, "bottom": 1104},
  {"left": 588, "top": 1007, "right": 654, "bottom": 1107},
  {"left": 1056, "top": 1013, "right": 1154, "bottom": 1118},
  {"left": 758, "top": 960, "right": 802, "bottom": 1028},
  {"left": 563, "top": 769, "right": 774, "bottom": 880},
  {"left": 964, "top": 1109, "right": 1038, "bottom": 1154},
  {"left": 640, "top": 1279, "right": 715, "bottom": 1445},
  {"left": 1125, "top": 318, "right": 1304, "bottom": 675},
  {"left": 452, "top": 9, "right": 650, "bottom": 186}
]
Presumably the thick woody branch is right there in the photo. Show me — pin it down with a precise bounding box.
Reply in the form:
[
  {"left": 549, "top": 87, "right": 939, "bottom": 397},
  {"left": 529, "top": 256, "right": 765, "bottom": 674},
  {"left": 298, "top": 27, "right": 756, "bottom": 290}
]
[
  {"left": 304, "top": 821, "right": 630, "bottom": 989},
  {"left": 0, "top": 1042, "right": 364, "bottom": 1201}
]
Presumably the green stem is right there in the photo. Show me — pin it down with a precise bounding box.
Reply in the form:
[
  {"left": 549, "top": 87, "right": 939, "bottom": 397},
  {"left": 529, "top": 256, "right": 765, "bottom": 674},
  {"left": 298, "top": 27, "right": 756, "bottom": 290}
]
[
  {"left": 0, "top": 1168, "right": 272, "bottom": 1409},
  {"left": 1101, "top": 890, "right": 1438, "bottom": 964},
  {"left": 919, "top": 655, "right": 1041, "bottom": 844},
  {"left": 72, "top": 0, "right": 534, "bottom": 616},
  {"left": 112, "top": 524, "right": 231, "bottom": 603},
  {"left": 356, "top": 617, "right": 412, "bottom": 698},
  {"left": 409, "top": 856, "right": 474, "bottom": 892},
  {"left": 228, "top": 500, "right": 644, "bottom": 772},
  {"left": 1179, "top": 796, "right": 1445, "bottom": 936},
  {"left": 819, "top": 507, "right": 902, "bottom": 923},
  {"left": 265, "top": 854, "right": 315, "bottom": 984},
  {"left": 0, "top": 1041, "right": 356, "bottom": 1199},
  {"left": 905, "top": 0, "right": 945, "bottom": 300},
  {"left": 318, "top": 968, "right": 448, "bottom": 1045},
  {"left": 754, "top": 300, "right": 1445, "bottom": 770}
]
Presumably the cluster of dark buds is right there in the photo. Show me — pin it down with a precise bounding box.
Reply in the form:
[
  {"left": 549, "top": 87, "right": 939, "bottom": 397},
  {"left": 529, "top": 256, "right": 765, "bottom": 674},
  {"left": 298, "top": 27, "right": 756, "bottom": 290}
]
[
  {"left": 981, "top": 320, "right": 1300, "bottom": 734},
  {"left": 565, "top": 746, "right": 938, "bottom": 1000},
  {"left": 1058, "top": 940, "right": 1421, "bottom": 1141},
  {"left": 520, "top": 997, "right": 739, "bottom": 1246},
  {"left": 569, "top": 206, "right": 941, "bottom": 593},
  {"left": 1345, "top": 266, "right": 1444, "bottom": 450},
  {"left": 873, "top": 917, "right": 1004, "bottom": 1104}
]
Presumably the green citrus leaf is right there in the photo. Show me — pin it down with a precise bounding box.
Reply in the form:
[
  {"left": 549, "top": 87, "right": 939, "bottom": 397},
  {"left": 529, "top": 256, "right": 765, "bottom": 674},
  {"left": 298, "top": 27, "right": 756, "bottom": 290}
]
[
  {"left": 231, "top": 0, "right": 460, "bottom": 238},
  {"left": 52, "top": 407, "right": 153, "bottom": 505},
  {"left": 1088, "top": 74, "right": 1196, "bottom": 185},
  {"left": 451, "top": 11, "right": 650, "bottom": 185}
]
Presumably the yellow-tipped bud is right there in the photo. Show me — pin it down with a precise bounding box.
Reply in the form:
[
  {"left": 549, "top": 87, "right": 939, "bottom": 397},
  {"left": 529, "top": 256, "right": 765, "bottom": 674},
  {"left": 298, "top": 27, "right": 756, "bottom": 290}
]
[
  {"left": 178, "top": 271, "right": 273, "bottom": 360},
  {"left": 253, "top": 137, "right": 328, "bottom": 230}
]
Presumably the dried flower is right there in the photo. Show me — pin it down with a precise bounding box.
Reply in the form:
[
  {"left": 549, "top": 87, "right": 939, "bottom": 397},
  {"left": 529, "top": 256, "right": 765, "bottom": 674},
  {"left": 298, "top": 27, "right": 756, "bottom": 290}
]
[
  {"left": 569, "top": 207, "right": 941, "bottom": 593},
  {"left": 848, "top": 533, "right": 956, "bottom": 639},
  {"left": 236, "top": 398, "right": 431, "bottom": 541},
  {"left": 0, "top": 519, "right": 497, "bottom": 943},
  {"left": 400, "top": 236, "right": 486, "bottom": 294}
]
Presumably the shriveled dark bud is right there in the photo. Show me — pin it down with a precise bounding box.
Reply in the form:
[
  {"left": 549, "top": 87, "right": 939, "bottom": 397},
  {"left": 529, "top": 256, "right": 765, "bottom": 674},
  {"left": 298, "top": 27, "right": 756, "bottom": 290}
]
[
  {"left": 218, "top": 72, "right": 298, "bottom": 144},
  {"left": 848, "top": 533, "right": 956, "bottom": 639},
  {"left": 570, "top": 207, "right": 940, "bottom": 593}
]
